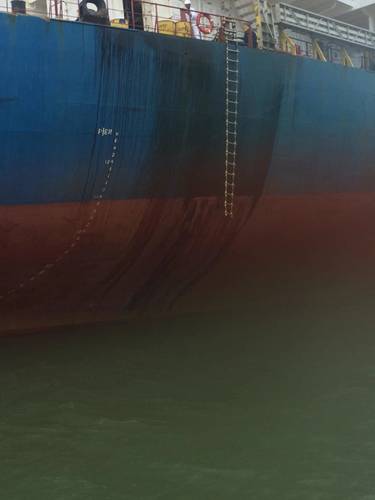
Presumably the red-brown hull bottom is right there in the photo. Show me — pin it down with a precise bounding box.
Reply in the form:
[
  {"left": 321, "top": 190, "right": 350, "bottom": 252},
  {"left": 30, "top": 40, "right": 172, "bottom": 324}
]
[{"left": 1, "top": 194, "right": 375, "bottom": 334}]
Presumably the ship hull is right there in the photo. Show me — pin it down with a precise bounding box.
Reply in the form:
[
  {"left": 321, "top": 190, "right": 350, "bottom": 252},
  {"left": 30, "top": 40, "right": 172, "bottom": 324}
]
[
  {"left": 1, "top": 13, "right": 375, "bottom": 334},
  {"left": 1, "top": 193, "right": 374, "bottom": 333}
]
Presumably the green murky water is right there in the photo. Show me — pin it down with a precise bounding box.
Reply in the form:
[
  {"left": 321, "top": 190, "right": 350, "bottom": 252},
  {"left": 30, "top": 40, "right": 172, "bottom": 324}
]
[{"left": 1, "top": 306, "right": 375, "bottom": 499}]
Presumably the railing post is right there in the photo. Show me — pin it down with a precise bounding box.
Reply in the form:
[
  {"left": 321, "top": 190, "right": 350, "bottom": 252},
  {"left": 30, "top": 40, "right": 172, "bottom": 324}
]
[
  {"left": 131, "top": 0, "right": 135, "bottom": 29},
  {"left": 248, "top": 22, "right": 252, "bottom": 48}
]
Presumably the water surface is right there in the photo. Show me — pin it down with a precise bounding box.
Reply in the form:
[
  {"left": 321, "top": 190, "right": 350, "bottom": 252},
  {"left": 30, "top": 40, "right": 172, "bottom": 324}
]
[{"left": 1, "top": 306, "right": 375, "bottom": 499}]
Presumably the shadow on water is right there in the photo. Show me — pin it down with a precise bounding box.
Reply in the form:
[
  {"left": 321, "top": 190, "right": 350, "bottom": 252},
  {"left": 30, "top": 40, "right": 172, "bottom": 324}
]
[{"left": 1, "top": 303, "right": 375, "bottom": 499}]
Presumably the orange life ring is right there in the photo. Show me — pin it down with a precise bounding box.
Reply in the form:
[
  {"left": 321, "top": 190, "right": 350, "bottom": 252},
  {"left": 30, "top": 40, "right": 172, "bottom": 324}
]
[{"left": 196, "top": 12, "right": 213, "bottom": 35}]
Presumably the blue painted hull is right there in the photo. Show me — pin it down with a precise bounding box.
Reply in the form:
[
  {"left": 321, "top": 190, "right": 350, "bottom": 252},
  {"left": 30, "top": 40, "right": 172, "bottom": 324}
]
[{"left": 1, "top": 13, "right": 375, "bottom": 333}]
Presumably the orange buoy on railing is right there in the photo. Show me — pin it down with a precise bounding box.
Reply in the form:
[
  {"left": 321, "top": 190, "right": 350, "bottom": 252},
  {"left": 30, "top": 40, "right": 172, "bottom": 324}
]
[{"left": 196, "top": 12, "right": 213, "bottom": 35}]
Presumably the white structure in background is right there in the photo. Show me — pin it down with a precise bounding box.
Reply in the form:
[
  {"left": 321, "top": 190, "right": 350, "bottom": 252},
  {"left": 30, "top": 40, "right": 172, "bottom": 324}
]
[
  {"left": 8, "top": 0, "right": 125, "bottom": 22},
  {"left": 287, "top": 0, "right": 375, "bottom": 31},
  {"left": 275, "top": 0, "right": 375, "bottom": 69},
  {"left": 2, "top": 0, "right": 375, "bottom": 30}
]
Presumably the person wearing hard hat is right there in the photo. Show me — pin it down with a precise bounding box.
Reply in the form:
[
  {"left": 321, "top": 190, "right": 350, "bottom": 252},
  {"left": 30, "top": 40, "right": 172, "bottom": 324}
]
[{"left": 183, "top": 0, "right": 200, "bottom": 39}]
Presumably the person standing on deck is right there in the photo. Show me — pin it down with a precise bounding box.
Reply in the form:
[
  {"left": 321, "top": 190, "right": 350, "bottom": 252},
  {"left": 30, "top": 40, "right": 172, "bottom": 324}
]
[
  {"left": 243, "top": 24, "right": 258, "bottom": 48},
  {"left": 183, "top": 0, "right": 200, "bottom": 39}
]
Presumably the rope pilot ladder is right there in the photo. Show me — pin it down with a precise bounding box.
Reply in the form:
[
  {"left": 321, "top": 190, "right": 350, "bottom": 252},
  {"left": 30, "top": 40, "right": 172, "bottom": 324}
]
[{"left": 224, "top": 28, "right": 240, "bottom": 218}]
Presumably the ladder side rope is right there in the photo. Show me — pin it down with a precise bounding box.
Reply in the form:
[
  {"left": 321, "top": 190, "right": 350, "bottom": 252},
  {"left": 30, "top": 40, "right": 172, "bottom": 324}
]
[{"left": 224, "top": 29, "right": 240, "bottom": 218}]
